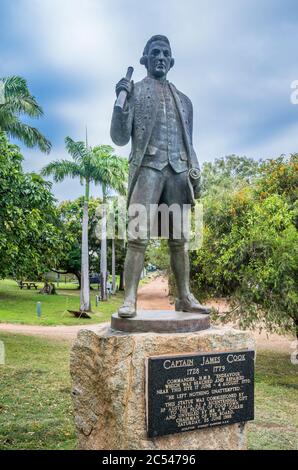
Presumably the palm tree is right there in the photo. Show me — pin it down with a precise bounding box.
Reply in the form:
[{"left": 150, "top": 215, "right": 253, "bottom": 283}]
[
  {"left": 92, "top": 145, "right": 128, "bottom": 300},
  {"left": 0, "top": 76, "right": 51, "bottom": 152},
  {"left": 41, "top": 137, "right": 99, "bottom": 312}
]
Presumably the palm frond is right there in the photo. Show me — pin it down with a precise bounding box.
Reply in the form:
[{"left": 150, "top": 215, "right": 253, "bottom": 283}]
[
  {"left": 65, "top": 137, "right": 90, "bottom": 162},
  {"left": 5, "top": 118, "right": 51, "bottom": 153},
  {"left": 2, "top": 76, "right": 43, "bottom": 117},
  {"left": 41, "top": 159, "right": 84, "bottom": 182},
  {"left": 1, "top": 96, "right": 43, "bottom": 118},
  {"left": 2, "top": 76, "right": 28, "bottom": 97},
  {"left": 0, "top": 76, "right": 50, "bottom": 152},
  {"left": 93, "top": 145, "right": 115, "bottom": 156},
  {"left": 92, "top": 146, "right": 128, "bottom": 196}
]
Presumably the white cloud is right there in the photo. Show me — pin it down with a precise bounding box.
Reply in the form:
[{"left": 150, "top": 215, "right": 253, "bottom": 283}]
[
  {"left": 6, "top": 0, "right": 298, "bottom": 200},
  {"left": 22, "top": 145, "right": 105, "bottom": 201},
  {"left": 239, "top": 121, "right": 298, "bottom": 160},
  {"left": 14, "top": 0, "right": 125, "bottom": 80}
]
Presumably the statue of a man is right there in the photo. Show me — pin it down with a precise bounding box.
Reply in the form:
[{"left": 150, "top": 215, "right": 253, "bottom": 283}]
[{"left": 111, "top": 35, "right": 210, "bottom": 318}]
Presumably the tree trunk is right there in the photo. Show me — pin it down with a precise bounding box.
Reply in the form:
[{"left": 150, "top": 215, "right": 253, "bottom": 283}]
[
  {"left": 39, "top": 281, "right": 56, "bottom": 295},
  {"left": 295, "top": 318, "right": 298, "bottom": 340},
  {"left": 74, "top": 271, "right": 81, "bottom": 289},
  {"left": 112, "top": 238, "right": 116, "bottom": 294},
  {"left": 100, "top": 191, "right": 108, "bottom": 301},
  {"left": 80, "top": 182, "right": 91, "bottom": 312},
  {"left": 119, "top": 270, "right": 125, "bottom": 291}
]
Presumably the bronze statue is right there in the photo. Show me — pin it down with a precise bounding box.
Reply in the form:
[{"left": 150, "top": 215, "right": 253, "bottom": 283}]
[{"left": 111, "top": 35, "right": 211, "bottom": 318}]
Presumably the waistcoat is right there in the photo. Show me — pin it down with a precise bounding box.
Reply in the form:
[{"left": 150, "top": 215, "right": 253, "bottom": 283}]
[{"left": 141, "top": 80, "right": 188, "bottom": 173}]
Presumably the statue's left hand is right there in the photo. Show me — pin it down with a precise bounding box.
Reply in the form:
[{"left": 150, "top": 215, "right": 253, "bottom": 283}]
[
  {"left": 189, "top": 168, "right": 202, "bottom": 199},
  {"left": 193, "top": 181, "right": 201, "bottom": 199}
]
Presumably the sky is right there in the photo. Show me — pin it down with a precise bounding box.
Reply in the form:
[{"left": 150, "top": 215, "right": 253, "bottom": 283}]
[{"left": 1, "top": 0, "right": 298, "bottom": 201}]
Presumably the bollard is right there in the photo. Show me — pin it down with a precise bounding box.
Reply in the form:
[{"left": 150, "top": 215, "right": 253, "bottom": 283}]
[{"left": 36, "top": 301, "right": 42, "bottom": 318}]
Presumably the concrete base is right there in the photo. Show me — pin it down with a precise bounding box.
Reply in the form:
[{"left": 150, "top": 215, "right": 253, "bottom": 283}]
[
  {"left": 111, "top": 310, "right": 210, "bottom": 333},
  {"left": 70, "top": 325, "right": 255, "bottom": 450}
]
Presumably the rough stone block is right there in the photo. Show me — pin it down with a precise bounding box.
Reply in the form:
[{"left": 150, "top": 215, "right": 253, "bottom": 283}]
[{"left": 70, "top": 325, "right": 255, "bottom": 450}]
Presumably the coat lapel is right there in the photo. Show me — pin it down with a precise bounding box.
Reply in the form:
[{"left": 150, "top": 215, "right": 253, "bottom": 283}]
[
  {"left": 134, "top": 78, "right": 159, "bottom": 151},
  {"left": 169, "top": 83, "right": 192, "bottom": 164},
  {"left": 128, "top": 78, "right": 159, "bottom": 204}
]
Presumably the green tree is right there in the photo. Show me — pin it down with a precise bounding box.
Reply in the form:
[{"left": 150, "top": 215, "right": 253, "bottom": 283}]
[
  {"left": 191, "top": 154, "right": 298, "bottom": 336},
  {"left": 56, "top": 197, "right": 128, "bottom": 293},
  {"left": 41, "top": 140, "right": 128, "bottom": 310},
  {"left": 41, "top": 137, "right": 99, "bottom": 311},
  {"left": 201, "top": 154, "right": 261, "bottom": 195},
  {"left": 92, "top": 145, "right": 128, "bottom": 300},
  {"left": 0, "top": 76, "right": 51, "bottom": 153},
  {"left": 257, "top": 153, "right": 298, "bottom": 206},
  {"left": 56, "top": 197, "right": 102, "bottom": 287},
  {"left": 0, "top": 132, "right": 61, "bottom": 280}
]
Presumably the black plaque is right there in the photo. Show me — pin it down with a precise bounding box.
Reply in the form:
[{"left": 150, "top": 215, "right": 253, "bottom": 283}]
[{"left": 146, "top": 350, "right": 254, "bottom": 438}]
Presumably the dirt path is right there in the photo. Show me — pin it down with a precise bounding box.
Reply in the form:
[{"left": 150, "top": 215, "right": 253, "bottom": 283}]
[
  {"left": 137, "top": 277, "right": 295, "bottom": 353},
  {"left": 0, "top": 322, "right": 105, "bottom": 341},
  {"left": 138, "top": 276, "right": 173, "bottom": 310},
  {"left": 0, "top": 276, "right": 295, "bottom": 353}
]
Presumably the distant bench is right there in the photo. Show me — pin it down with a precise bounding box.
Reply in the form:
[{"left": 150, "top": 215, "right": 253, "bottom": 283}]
[{"left": 17, "top": 281, "right": 38, "bottom": 290}]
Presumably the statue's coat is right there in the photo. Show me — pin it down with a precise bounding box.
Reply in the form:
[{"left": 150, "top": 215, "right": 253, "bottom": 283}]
[{"left": 110, "top": 77, "right": 200, "bottom": 205}]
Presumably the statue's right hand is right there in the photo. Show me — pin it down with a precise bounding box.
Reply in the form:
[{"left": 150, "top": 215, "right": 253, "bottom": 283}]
[{"left": 115, "top": 77, "right": 133, "bottom": 98}]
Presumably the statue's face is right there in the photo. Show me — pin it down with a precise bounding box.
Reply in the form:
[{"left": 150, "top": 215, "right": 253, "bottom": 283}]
[{"left": 147, "top": 40, "right": 172, "bottom": 79}]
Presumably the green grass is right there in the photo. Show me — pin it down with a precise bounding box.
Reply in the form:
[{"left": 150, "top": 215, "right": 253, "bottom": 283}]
[
  {"left": 0, "top": 279, "right": 123, "bottom": 325},
  {"left": 0, "top": 333, "right": 75, "bottom": 449},
  {"left": 0, "top": 333, "right": 297, "bottom": 450},
  {"left": 247, "top": 350, "right": 298, "bottom": 450}
]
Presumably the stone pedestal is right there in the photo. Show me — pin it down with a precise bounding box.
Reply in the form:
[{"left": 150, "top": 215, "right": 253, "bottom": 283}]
[
  {"left": 111, "top": 310, "right": 210, "bottom": 333},
  {"left": 70, "top": 324, "right": 255, "bottom": 450}
]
